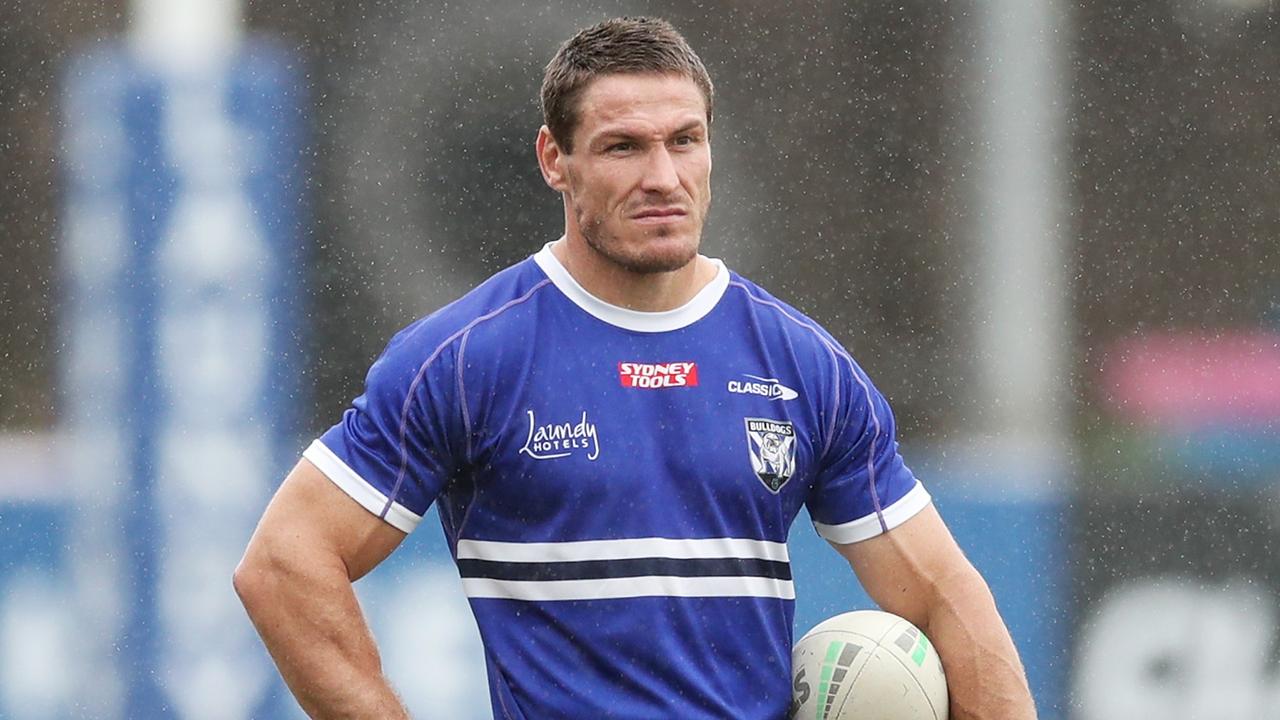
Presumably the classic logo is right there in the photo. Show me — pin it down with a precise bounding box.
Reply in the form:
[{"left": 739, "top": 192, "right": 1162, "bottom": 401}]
[
  {"left": 618, "top": 361, "right": 699, "bottom": 389},
  {"left": 744, "top": 417, "right": 797, "bottom": 493},
  {"left": 519, "top": 410, "right": 600, "bottom": 461},
  {"left": 727, "top": 374, "right": 798, "bottom": 401}
]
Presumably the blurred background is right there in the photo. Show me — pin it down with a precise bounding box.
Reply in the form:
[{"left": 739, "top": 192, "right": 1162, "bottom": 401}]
[{"left": 2, "top": 0, "right": 1278, "bottom": 718}]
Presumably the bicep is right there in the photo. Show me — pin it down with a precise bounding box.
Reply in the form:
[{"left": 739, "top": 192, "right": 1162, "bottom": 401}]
[
  {"left": 246, "top": 458, "right": 407, "bottom": 582},
  {"left": 829, "top": 503, "right": 977, "bottom": 629}
]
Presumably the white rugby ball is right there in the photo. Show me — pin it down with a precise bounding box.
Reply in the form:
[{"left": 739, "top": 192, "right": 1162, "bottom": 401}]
[{"left": 790, "top": 610, "right": 948, "bottom": 720}]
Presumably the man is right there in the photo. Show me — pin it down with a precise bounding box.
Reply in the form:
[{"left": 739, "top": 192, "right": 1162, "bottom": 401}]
[{"left": 235, "top": 17, "right": 1037, "bottom": 720}]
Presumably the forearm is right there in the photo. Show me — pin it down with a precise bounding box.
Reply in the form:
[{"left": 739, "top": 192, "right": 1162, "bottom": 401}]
[
  {"left": 234, "top": 551, "right": 409, "bottom": 719},
  {"left": 921, "top": 566, "right": 1037, "bottom": 720}
]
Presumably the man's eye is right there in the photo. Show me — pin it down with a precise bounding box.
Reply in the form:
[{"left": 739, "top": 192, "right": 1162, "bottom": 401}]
[
  {"left": 674, "top": 136, "right": 694, "bottom": 146},
  {"left": 607, "top": 142, "right": 634, "bottom": 152}
]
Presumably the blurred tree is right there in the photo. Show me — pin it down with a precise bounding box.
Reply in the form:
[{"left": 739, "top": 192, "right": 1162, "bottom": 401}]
[
  {"left": 1073, "top": 1, "right": 1280, "bottom": 366},
  {"left": 0, "top": 0, "right": 126, "bottom": 429},
  {"left": 14, "top": 0, "right": 1272, "bottom": 453},
  {"left": 1072, "top": 0, "right": 1280, "bottom": 488},
  {"left": 247, "top": 0, "right": 973, "bottom": 442}
]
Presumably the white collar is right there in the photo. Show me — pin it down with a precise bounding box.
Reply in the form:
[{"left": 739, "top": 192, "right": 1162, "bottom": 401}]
[{"left": 533, "top": 241, "right": 729, "bottom": 333}]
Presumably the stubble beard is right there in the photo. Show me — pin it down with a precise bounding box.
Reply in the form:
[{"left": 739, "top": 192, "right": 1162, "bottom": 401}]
[{"left": 574, "top": 204, "right": 704, "bottom": 276}]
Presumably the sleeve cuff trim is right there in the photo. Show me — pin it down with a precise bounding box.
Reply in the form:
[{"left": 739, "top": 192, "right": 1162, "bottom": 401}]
[
  {"left": 813, "top": 481, "right": 931, "bottom": 544},
  {"left": 303, "top": 439, "right": 423, "bottom": 533}
]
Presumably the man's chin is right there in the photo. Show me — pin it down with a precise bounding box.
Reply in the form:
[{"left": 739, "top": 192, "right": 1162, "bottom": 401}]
[
  {"left": 621, "top": 252, "right": 697, "bottom": 275},
  {"left": 618, "top": 234, "right": 700, "bottom": 274},
  {"left": 586, "top": 228, "right": 701, "bottom": 275}
]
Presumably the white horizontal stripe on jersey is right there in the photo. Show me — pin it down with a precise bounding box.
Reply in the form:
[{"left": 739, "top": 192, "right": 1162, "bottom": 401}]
[
  {"left": 455, "top": 536, "right": 790, "bottom": 563},
  {"left": 303, "top": 439, "right": 424, "bottom": 533},
  {"left": 812, "top": 481, "right": 932, "bottom": 545},
  {"left": 462, "top": 574, "right": 796, "bottom": 601}
]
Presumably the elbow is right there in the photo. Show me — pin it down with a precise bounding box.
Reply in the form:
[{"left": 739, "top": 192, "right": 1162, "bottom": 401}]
[
  {"left": 232, "top": 556, "right": 254, "bottom": 603},
  {"left": 233, "top": 543, "right": 276, "bottom": 613}
]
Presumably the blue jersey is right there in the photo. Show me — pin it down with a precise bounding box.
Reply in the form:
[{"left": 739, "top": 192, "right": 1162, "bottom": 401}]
[{"left": 305, "top": 242, "right": 929, "bottom": 719}]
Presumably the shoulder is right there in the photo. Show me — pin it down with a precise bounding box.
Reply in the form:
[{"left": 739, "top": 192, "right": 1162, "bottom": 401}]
[
  {"left": 375, "top": 255, "right": 552, "bottom": 374},
  {"left": 722, "top": 271, "right": 851, "bottom": 362}
]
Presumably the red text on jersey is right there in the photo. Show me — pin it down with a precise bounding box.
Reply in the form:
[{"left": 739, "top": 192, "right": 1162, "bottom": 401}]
[{"left": 618, "top": 362, "right": 699, "bottom": 389}]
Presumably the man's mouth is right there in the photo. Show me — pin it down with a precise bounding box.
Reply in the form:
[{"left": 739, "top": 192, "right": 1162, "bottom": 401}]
[{"left": 631, "top": 207, "right": 687, "bottom": 221}]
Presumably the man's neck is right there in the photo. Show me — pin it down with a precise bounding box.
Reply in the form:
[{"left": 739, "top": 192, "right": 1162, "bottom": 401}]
[{"left": 550, "top": 234, "right": 717, "bottom": 312}]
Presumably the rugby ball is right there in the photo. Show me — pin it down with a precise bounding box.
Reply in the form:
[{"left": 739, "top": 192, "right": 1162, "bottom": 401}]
[{"left": 790, "top": 610, "right": 948, "bottom": 720}]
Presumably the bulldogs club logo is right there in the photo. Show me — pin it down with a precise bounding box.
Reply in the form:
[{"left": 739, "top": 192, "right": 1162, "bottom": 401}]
[{"left": 744, "top": 418, "right": 797, "bottom": 493}]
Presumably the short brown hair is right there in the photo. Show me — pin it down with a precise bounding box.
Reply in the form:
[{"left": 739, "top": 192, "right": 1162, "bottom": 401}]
[{"left": 541, "top": 17, "right": 714, "bottom": 154}]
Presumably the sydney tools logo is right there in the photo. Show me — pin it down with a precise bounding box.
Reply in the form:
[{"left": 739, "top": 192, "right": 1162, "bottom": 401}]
[{"left": 618, "top": 361, "right": 699, "bottom": 388}]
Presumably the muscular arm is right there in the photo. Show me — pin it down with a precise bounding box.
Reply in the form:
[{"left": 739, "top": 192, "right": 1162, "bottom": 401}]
[
  {"left": 233, "top": 458, "right": 410, "bottom": 719},
  {"left": 832, "top": 504, "right": 1037, "bottom": 720}
]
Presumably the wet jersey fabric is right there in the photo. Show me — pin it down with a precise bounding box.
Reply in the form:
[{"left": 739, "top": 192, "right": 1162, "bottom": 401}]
[{"left": 305, "top": 242, "right": 930, "bottom": 719}]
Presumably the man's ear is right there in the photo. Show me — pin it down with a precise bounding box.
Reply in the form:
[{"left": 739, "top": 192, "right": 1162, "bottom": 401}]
[{"left": 536, "top": 126, "right": 569, "bottom": 192}]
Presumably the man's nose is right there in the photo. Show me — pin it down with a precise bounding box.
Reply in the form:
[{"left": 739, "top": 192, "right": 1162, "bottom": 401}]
[{"left": 640, "top": 146, "right": 680, "bottom": 194}]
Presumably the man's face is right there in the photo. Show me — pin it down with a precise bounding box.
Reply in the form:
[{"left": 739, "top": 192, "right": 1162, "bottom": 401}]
[{"left": 553, "top": 73, "right": 712, "bottom": 274}]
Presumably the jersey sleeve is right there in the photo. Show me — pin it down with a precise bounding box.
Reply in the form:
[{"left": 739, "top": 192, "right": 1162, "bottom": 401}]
[
  {"left": 805, "top": 353, "right": 930, "bottom": 544},
  {"left": 303, "top": 325, "right": 463, "bottom": 533}
]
